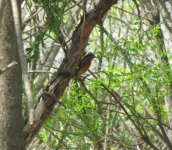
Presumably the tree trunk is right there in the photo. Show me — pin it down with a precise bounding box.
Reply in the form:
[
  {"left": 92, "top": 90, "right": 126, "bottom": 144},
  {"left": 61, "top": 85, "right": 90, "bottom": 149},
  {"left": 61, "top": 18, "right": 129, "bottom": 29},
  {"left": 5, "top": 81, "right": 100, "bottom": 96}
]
[{"left": 0, "top": 1, "right": 23, "bottom": 150}]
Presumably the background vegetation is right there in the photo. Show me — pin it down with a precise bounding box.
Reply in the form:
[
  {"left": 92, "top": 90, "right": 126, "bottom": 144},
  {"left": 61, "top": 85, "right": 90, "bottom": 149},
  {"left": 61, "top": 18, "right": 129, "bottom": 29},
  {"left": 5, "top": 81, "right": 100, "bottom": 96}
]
[{"left": 19, "top": 0, "right": 172, "bottom": 149}]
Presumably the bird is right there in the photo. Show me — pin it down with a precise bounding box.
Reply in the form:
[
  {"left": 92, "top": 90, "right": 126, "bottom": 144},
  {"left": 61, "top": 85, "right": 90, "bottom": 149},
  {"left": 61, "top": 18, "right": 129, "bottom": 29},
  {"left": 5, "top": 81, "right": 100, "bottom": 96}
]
[{"left": 76, "top": 52, "right": 95, "bottom": 80}]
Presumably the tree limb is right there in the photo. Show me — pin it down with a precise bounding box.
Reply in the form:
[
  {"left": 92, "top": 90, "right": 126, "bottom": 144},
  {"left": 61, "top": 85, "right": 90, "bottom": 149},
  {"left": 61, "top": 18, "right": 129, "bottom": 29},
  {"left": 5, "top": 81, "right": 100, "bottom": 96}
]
[{"left": 22, "top": 0, "right": 118, "bottom": 147}]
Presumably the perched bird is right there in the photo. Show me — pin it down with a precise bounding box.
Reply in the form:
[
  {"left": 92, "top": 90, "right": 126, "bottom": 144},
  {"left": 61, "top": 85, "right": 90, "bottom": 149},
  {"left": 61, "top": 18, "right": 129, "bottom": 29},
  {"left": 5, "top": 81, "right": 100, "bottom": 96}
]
[{"left": 76, "top": 52, "right": 95, "bottom": 80}]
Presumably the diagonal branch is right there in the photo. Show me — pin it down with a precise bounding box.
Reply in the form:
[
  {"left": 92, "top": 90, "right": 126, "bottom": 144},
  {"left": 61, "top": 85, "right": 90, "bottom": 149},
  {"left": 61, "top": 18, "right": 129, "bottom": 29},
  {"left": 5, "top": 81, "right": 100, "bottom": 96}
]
[
  {"left": 0, "top": 61, "right": 17, "bottom": 75},
  {"left": 22, "top": 0, "right": 118, "bottom": 147}
]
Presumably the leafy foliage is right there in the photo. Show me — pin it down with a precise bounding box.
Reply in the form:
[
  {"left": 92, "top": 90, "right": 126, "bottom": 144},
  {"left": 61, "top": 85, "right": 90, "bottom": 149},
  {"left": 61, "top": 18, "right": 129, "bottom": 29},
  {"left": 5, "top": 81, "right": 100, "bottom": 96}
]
[{"left": 23, "top": 0, "right": 172, "bottom": 149}]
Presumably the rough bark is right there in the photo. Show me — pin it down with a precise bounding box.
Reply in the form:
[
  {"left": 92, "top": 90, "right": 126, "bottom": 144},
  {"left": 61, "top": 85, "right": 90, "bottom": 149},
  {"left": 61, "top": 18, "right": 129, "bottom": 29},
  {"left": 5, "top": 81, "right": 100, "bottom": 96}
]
[
  {"left": 0, "top": 1, "right": 23, "bottom": 150},
  {"left": 23, "top": 0, "right": 118, "bottom": 147}
]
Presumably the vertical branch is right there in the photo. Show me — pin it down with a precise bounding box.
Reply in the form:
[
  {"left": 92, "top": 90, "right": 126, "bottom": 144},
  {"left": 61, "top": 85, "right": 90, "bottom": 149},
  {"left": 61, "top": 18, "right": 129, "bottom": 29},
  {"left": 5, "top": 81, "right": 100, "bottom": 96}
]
[
  {"left": 98, "top": 20, "right": 104, "bottom": 71},
  {"left": 11, "top": 0, "right": 35, "bottom": 126},
  {"left": 155, "top": 0, "right": 172, "bottom": 33}
]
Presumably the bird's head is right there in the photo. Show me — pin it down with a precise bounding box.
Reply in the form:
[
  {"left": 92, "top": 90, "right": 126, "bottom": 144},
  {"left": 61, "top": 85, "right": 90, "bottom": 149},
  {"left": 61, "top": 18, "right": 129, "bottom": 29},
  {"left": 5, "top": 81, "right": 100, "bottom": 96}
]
[{"left": 84, "top": 52, "right": 95, "bottom": 60}]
